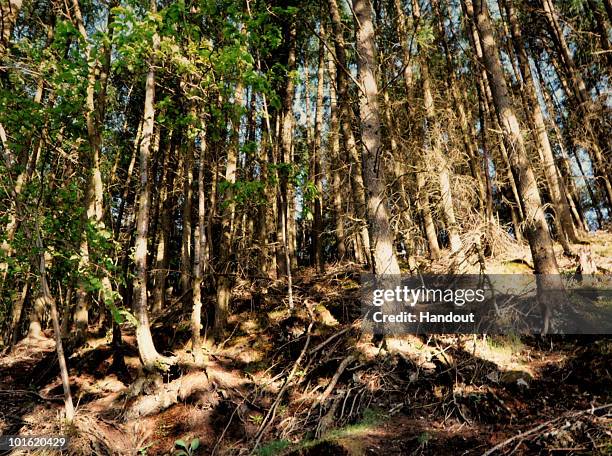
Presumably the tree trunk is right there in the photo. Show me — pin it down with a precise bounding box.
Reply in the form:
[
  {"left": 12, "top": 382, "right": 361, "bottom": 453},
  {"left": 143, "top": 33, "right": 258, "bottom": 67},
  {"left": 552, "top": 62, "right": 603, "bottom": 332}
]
[
  {"left": 132, "top": 11, "right": 168, "bottom": 370},
  {"left": 152, "top": 133, "right": 175, "bottom": 314},
  {"left": 327, "top": 51, "right": 347, "bottom": 260},
  {"left": 328, "top": 0, "right": 372, "bottom": 266},
  {"left": 191, "top": 128, "right": 207, "bottom": 362},
  {"left": 502, "top": 0, "right": 581, "bottom": 249},
  {"left": 312, "top": 23, "right": 326, "bottom": 273},
  {"left": 278, "top": 23, "right": 296, "bottom": 307},
  {"left": 416, "top": 172, "right": 441, "bottom": 259},
  {"left": 181, "top": 140, "right": 194, "bottom": 295},
  {"left": 215, "top": 79, "right": 244, "bottom": 337},
  {"left": 353, "top": 0, "right": 400, "bottom": 275},
  {"left": 464, "top": 0, "right": 564, "bottom": 332}
]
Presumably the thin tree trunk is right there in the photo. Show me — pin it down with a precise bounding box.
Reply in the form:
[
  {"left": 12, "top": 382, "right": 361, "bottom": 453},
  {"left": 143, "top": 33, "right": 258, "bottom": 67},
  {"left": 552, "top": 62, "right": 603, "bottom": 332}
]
[
  {"left": 328, "top": 0, "right": 372, "bottom": 266},
  {"left": 416, "top": 172, "right": 441, "bottom": 259},
  {"left": 502, "top": 0, "right": 581, "bottom": 250},
  {"left": 312, "top": 23, "right": 326, "bottom": 273},
  {"left": 152, "top": 133, "right": 175, "bottom": 313},
  {"left": 279, "top": 23, "right": 296, "bottom": 308},
  {"left": 327, "top": 51, "right": 347, "bottom": 260},
  {"left": 132, "top": 9, "right": 169, "bottom": 370},
  {"left": 191, "top": 128, "right": 207, "bottom": 362},
  {"left": 181, "top": 140, "right": 194, "bottom": 294}
]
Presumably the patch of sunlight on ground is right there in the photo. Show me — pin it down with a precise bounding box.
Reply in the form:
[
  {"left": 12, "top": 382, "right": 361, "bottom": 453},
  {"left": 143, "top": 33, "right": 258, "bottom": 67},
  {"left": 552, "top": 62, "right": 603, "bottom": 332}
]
[
  {"left": 469, "top": 335, "right": 536, "bottom": 378},
  {"left": 291, "top": 408, "right": 386, "bottom": 455},
  {"left": 267, "top": 308, "right": 290, "bottom": 323}
]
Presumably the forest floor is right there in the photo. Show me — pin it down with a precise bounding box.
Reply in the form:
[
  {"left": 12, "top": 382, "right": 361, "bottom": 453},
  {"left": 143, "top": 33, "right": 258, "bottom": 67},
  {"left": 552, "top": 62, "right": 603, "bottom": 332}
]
[{"left": 1, "top": 232, "right": 612, "bottom": 455}]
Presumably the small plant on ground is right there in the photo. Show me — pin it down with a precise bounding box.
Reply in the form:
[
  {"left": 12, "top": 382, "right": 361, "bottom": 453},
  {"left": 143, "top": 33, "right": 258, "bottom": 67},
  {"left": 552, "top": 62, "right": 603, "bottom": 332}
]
[{"left": 174, "top": 437, "right": 200, "bottom": 456}]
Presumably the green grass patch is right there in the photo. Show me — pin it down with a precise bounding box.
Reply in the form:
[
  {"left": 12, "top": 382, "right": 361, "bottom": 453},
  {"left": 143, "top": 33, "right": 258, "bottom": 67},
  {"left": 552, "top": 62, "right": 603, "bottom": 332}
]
[
  {"left": 281, "top": 407, "right": 387, "bottom": 454},
  {"left": 256, "top": 439, "right": 291, "bottom": 456},
  {"left": 486, "top": 334, "right": 524, "bottom": 354}
]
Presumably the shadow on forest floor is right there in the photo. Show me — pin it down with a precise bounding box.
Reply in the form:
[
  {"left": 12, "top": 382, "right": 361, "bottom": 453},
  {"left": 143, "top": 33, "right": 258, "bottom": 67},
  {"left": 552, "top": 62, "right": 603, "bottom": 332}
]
[{"left": 0, "top": 263, "right": 611, "bottom": 455}]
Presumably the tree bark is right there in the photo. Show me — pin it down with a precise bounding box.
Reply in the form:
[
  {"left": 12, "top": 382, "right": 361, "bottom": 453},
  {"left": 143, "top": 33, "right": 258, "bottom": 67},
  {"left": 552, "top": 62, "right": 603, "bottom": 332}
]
[
  {"left": 326, "top": 50, "right": 347, "bottom": 261},
  {"left": 278, "top": 23, "right": 296, "bottom": 308},
  {"left": 312, "top": 23, "right": 326, "bottom": 273},
  {"left": 215, "top": 80, "right": 244, "bottom": 336},
  {"left": 191, "top": 128, "right": 207, "bottom": 362},
  {"left": 328, "top": 0, "right": 372, "bottom": 266},
  {"left": 464, "top": 0, "right": 565, "bottom": 332},
  {"left": 181, "top": 140, "right": 194, "bottom": 295},
  {"left": 152, "top": 133, "right": 175, "bottom": 314},
  {"left": 352, "top": 0, "right": 400, "bottom": 275},
  {"left": 502, "top": 0, "right": 581, "bottom": 249},
  {"left": 132, "top": 10, "right": 169, "bottom": 370}
]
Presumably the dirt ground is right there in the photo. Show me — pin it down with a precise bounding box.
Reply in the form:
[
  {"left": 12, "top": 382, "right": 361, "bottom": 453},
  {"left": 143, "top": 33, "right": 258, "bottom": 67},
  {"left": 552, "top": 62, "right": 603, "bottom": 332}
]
[{"left": 1, "top": 248, "right": 611, "bottom": 455}]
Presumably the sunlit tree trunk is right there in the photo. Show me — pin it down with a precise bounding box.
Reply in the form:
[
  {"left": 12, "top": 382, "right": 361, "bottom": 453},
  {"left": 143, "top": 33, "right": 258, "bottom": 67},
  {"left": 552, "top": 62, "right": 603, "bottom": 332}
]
[
  {"left": 465, "top": 0, "right": 564, "bottom": 332},
  {"left": 215, "top": 80, "right": 244, "bottom": 336},
  {"left": 132, "top": 7, "right": 167, "bottom": 370},
  {"left": 278, "top": 23, "right": 296, "bottom": 308},
  {"left": 192, "top": 127, "right": 207, "bottom": 362},
  {"left": 502, "top": 0, "right": 581, "bottom": 250},
  {"left": 181, "top": 140, "right": 193, "bottom": 295},
  {"left": 353, "top": 0, "right": 400, "bottom": 275}
]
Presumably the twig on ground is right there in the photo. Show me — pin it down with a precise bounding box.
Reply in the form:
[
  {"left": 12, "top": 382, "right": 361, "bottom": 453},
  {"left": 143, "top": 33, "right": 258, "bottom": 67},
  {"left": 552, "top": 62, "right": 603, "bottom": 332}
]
[
  {"left": 482, "top": 403, "right": 612, "bottom": 456},
  {"left": 251, "top": 321, "right": 314, "bottom": 453}
]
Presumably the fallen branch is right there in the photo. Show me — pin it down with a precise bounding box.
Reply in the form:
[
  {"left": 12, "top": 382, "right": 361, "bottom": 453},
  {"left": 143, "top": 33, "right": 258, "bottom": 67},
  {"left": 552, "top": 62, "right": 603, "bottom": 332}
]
[
  {"left": 482, "top": 403, "right": 612, "bottom": 456},
  {"left": 251, "top": 321, "right": 314, "bottom": 453},
  {"left": 309, "top": 327, "right": 351, "bottom": 355},
  {"left": 312, "top": 354, "right": 355, "bottom": 409}
]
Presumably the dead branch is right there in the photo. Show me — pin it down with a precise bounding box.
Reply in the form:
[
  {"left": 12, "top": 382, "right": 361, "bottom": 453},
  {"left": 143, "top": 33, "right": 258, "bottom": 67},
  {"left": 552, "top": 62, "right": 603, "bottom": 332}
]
[
  {"left": 482, "top": 403, "right": 612, "bottom": 456},
  {"left": 251, "top": 321, "right": 314, "bottom": 453}
]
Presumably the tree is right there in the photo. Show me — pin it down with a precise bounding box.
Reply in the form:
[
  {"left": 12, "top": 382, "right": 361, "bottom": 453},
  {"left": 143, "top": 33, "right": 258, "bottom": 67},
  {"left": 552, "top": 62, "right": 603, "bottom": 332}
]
[
  {"left": 352, "top": 0, "right": 400, "bottom": 275},
  {"left": 132, "top": 0, "right": 168, "bottom": 370},
  {"left": 463, "top": 0, "right": 566, "bottom": 332}
]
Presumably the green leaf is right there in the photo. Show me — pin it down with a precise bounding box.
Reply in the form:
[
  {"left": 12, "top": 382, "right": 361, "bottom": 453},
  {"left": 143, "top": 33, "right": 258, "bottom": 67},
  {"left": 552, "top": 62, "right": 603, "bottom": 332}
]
[{"left": 190, "top": 438, "right": 199, "bottom": 450}]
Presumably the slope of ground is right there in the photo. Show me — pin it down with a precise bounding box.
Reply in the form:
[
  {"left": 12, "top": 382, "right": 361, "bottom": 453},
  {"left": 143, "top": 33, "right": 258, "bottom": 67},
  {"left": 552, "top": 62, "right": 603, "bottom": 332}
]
[{"left": 0, "top": 234, "right": 611, "bottom": 455}]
